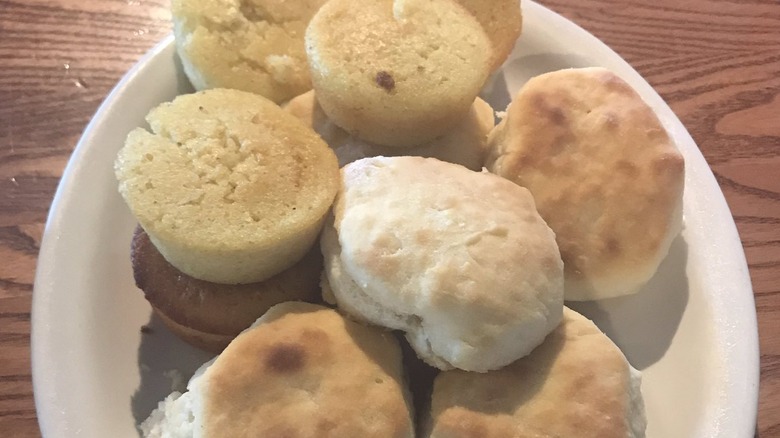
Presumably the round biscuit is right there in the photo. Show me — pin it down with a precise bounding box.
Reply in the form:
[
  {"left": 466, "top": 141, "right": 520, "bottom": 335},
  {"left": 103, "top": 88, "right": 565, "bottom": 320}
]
[
  {"left": 486, "top": 67, "right": 685, "bottom": 300},
  {"left": 323, "top": 156, "right": 564, "bottom": 372},
  {"left": 197, "top": 303, "right": 415, "bottom": 437},
  {"left": 426, "top": 307, "right": 646, "bottom": 438}
]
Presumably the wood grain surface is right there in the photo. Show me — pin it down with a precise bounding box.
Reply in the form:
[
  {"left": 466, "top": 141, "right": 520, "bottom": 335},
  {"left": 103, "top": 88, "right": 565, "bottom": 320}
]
[{"left": 0, "top": 0, "right": 777, "bottom": 436}]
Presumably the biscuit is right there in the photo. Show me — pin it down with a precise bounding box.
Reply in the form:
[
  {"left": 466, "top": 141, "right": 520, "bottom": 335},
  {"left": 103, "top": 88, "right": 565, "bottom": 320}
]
[
  {"left": 131, "top": 226, "right": 322, "bottom": 353},
  {"left": 455, "top": 0, "right": 523, "bottom": 70},
  {"left": 486, "top": 67, "right": 685, "bottom": 300},
  {"left": 322, "top": 156, "right": 564, "bottom": 372},
  {"left": 115, "top": 88, "right": 339, "bottom": 284},
  {"left": 172, "top": 0, "right": 326, "bottom": 103},
  {"left": 426, "top": 307, "right": 646, "bottom": 438},
  {"left": 141, "top": 302, "right": 415, "bottom": 438},
  {"left": 284, "top": 90, "right": 495, "bottom": 170},
  {"left": 305, "top": 0, "right": 492, "bottom": 147}
]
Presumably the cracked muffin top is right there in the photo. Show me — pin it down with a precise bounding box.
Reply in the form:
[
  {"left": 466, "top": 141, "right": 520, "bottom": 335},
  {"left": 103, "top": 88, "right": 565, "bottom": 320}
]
[
  {"left": 172, "top": 0, "right": 326, "bottom": 103},
  {"left": 115, "top": 88, "right": 339, "bottom": 284}
]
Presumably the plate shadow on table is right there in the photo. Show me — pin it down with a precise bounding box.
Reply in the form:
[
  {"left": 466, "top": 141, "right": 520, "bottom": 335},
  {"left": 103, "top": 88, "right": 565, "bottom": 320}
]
[
  {"left": 130, "top": 311, "right": 213, "bottom": 433},
  {"left": 567, "top": 234, "right": 690, "bottom": 370}
]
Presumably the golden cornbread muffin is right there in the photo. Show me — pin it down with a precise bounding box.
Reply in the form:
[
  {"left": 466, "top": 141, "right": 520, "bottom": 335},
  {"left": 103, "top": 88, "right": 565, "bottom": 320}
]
[
  {"left": 141, "top": 303, "right": 416, "bottom": 438},
  {"left": 305, "top": 0, "right": 492, "bottom": 147},
  {"left": 455, "top": 0, "right": 523, "bottom": 70},
  {"left": 425, "top": 308, "right": 646, "bottom": 438},
  {"left": 486, "top": 68, "right": 685, "bottom": 300},
  {"left": 284, "top": 90, "right": 495, "bottom": 170},
  {"left": 131, "top": 227, "right": 323, "bottom": 353},
  {"left": 115, "top": 88, "right": 339, "bottom": 284},
  {"left": 172, "top": 0, "right": 326, "bottom": 103}
]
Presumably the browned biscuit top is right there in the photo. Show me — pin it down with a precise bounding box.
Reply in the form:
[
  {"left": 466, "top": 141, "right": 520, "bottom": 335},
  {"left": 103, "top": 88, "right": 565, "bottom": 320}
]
[
  {"left": 426, "top": 308, "right": 644, "bottom": 438},
  {"left": 202, "top": 302, "right": 415, "bottom": 437},
  {"left": 487, "top": 67, "right": 684, "bottom": 300}
]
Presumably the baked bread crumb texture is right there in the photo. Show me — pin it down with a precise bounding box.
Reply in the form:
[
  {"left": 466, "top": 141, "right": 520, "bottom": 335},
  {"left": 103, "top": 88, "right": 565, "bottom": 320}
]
[
  {"left": 116, "top": 88, "right": 339, "bottom": 284},
  {"left": 113, "top": 0, "right": 689, "bottom": 436},
  {"left": 323, "top": 156, "right": 564, "bottom": 373},
  {"left": 487, "top": 67, "right": 684, "bottom": 301}
]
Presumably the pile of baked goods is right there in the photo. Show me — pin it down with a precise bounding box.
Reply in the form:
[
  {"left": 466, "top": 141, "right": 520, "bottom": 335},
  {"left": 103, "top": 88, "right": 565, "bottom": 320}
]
[
  {"left": 115, "top": 88, "right": 340, "bottom": 352},
  {"left": 113, "top": 0, "right": 685, "bottom": 436}
]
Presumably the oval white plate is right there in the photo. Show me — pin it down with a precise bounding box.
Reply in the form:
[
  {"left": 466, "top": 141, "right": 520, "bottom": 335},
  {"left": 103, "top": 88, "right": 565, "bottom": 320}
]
[{"left": 32, "top": 2, "right": 758, "bottom": 437}]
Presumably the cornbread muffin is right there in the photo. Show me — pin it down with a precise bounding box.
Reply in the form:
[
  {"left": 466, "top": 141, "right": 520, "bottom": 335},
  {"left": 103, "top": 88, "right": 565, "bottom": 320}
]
[
  {"left": 131, "top": 227, "right": 322, "bottom": 353},
  {"left": 425, "top": 308, "right": 646, "bottom": 438},
  {"left": 141, "top": 302, "right": 415, "bottom": 438},
  {"left": 115, "top": 88, "right": 339, "bottom": 284},
  {"left": 284, "top": 90, "right": 495, "bottom": 170},
  {"left": 455, "top": 0, "right": 523, "bottom": 70},
  {"left": 305, "top": 0, "right": 492, "bottom": 147},
  {"left": 486, "top": 67, "right": 685, "bottom": 300},
  {"left": 321, "top": 156, "right": 564, "bottom": 372},
  {"left": 172, "top": 0, "right": 326, "bottom": 103}
]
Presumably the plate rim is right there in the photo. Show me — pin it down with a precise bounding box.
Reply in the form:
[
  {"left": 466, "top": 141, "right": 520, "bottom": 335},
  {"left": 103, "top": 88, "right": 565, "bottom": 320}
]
[{"left": 31, "top": 34, "right": 176, "bottom": 437}]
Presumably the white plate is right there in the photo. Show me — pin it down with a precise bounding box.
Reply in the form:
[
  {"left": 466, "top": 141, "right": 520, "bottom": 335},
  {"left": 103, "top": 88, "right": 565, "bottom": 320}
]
[{"left": 31, "top": 2, "right": 759, "bottom": 437}]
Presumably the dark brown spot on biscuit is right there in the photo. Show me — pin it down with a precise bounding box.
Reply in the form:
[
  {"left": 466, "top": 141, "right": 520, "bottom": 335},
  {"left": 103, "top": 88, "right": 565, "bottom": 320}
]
[
  {"left": 548, "top": 106, "right": 566, "bottom": 125},
  {"left": 605, "top": 238, "right": 622, "bottom": 256},
  {"left": 265, "top": 343, "right": 306, "bottom": 373},
  {"left": 375, "top": 71, "right": 395, "bottom": 92},
  {"left": 532, "top": 92, "right": 567, "bottom": 126}
]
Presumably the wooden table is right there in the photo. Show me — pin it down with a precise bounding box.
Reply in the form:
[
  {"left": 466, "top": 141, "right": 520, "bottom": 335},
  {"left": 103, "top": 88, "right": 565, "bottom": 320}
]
[{"left": 1, "top": 0, "right": 777, "bottom": 436}]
